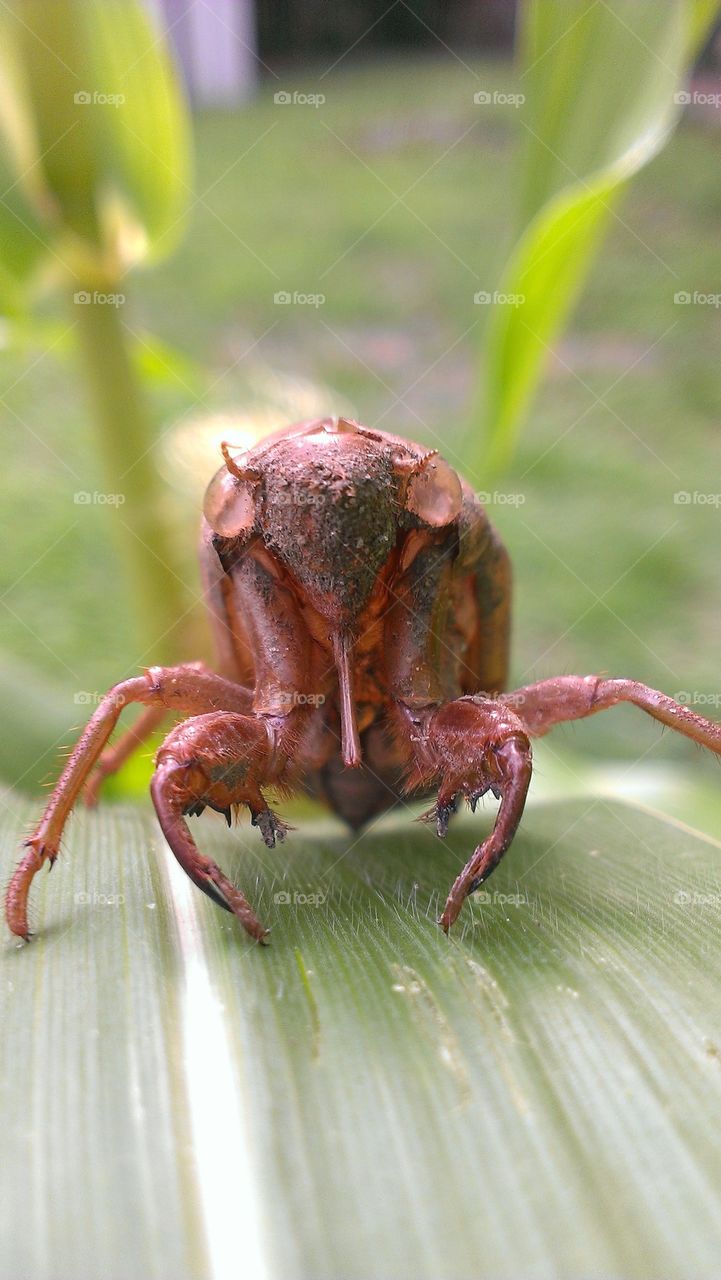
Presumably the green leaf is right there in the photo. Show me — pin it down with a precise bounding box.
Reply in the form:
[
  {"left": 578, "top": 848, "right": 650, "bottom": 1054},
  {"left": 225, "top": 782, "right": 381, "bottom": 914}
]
[
  {"left": 0, "top": 14, "right": 51, "bottom": 309},
  {"left": 129, "top": 329, "right": 206, "bottom": 397},
  {"left": 3, "top": 791, "right": 721, "bottom": 1276},
  {"left": 0, "top": 0, "right": 191, "bottom": 289},
  {"left": 0, "top": 313, "right": 203, "bottom": 392},
  {"left": 0, "top": 660, "right": 85, "bottom": 791},
  {"left": 471, "top": 0, "right": 721, "bottom": 476}
]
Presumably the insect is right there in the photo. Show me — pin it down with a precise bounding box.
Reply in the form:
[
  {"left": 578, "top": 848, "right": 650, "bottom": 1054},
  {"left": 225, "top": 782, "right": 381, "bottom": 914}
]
[{"left": 7, "top": 416, "right": 721, "bottom": 943}]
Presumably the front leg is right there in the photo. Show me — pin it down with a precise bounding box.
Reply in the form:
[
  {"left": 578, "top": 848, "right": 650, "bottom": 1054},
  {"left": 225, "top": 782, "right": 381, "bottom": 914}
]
[
  {"left": 395, "top": 697, "right": 533, "bottom": 932},
  {"left": 501, "top": 675, "right": 721, "bottom": 753},
  {"left": 6, "top": 664, "right": 252, "bottom": 940},
  {"left": 150, "top": 709, "right": 308, "bottom": 943}
]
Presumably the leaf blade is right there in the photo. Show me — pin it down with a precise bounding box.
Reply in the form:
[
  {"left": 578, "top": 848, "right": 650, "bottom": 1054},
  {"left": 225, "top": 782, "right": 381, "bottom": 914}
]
[
  {"left": 5, "top": 794, "right": 721, "bottom": 1277},
  {"left": 0, "top": 0, "right": 191, "bottom": 285},
  {"left": 471, "top": 0, "right": 720, "bottom": 475}
]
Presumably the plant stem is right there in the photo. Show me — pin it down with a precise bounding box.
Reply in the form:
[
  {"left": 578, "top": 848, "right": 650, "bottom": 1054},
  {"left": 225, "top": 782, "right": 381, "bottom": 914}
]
[{"left": 73, "top": 292, "right": 189, "bottom": 662}]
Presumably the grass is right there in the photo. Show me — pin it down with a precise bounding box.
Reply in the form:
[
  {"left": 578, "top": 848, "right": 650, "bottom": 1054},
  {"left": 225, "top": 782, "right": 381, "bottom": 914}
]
[{"left": 2, "top": 55, "right": 721, "bottom": 787}]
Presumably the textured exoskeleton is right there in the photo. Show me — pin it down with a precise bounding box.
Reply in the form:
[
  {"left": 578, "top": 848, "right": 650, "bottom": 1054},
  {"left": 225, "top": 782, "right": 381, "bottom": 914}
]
[{"left": 8, "top": 417, "right": 721, "bottom": 942}]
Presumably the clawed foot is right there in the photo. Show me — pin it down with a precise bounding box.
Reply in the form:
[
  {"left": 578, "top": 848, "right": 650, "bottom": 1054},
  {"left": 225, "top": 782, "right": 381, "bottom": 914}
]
[
  {"left": 420, "top": 795, "right": 458, "bottom": 838},
  {"left": 251, "top": 807, "right": 292, "bottom": 848},
  {"left": 5, "top": 834, "right": 60, "bottom": 940},
  {"left": 406, "top": 698, "right": 534, "bottom": 936},
  {"left": 421, "top": 786, "right": 504, "bottom": 933},
  {"left": 438, "top": 889, "right": 470, "bottom": 935},
  {"left": 421, "top": 784, "right": 500, "bottom": 838},
  {"left": 193, "top": 861, "right": 271, "bottom": 943},
  {"left": 435, "top": 736, "right": 531, "bottom": 934}
]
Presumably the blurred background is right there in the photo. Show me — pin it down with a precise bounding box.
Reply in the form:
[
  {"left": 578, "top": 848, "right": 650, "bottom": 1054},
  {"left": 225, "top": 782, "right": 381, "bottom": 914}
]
[{"left": 2, "top": 0, "right": 721, "bottom": 800}]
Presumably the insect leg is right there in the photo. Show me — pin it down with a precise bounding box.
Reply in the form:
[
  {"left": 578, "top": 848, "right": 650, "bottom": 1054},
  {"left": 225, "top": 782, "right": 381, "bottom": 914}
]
[
  {"left": 82, "top": 705, "right": 167, "bottom": 806},
  {"left": 149, "top": 709, "right": 306, "bottom": 942},
  {"left": 6, "top": 665, "right": 251, "bottom": 939},
  {"left": 151, "top": 762, "right": 270, "bottom": 944},
  {"left": 81, "top": 663, "right": 252, "bottom": 805},
  {"left": 502, "top": 675, "right": 721, "bottom": 754},
  {"left": 393, "top": 696, "right": 533, "bottom": 932}
]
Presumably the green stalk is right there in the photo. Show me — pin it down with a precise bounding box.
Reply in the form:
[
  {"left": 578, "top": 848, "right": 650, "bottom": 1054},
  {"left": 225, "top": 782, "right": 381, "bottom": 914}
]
[{"left": 73, "top": 291, "right": 189, "bottom": 662}]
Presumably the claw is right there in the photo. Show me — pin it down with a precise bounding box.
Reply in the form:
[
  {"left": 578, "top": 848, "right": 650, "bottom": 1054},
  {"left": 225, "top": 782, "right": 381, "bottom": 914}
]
[
  {"left": 251, "top": 808, "right": 291, "bottom": 848},
  {"left": 432, "top": 795, "right": 458, "bottom": 839},
  {"left": 22, "top": 837, "right": 57, "bottom": 871},
  {"left": 420, "top": 795, "right": 461, "bottom": 837},
  {"left": 470, "top": 777, "right": 501, "bottom": 813},
  {"left": 193, "top": 872, "right": 234, "bottom": 914},
  {"left": 436, "top": 734, "right": 533, "bottom": 934},
  {"left": 182, "top": 799, "right": 207, "bottom": 818},
  {"left": 194, "top": 870, "right": 270, "bottom": 944}
]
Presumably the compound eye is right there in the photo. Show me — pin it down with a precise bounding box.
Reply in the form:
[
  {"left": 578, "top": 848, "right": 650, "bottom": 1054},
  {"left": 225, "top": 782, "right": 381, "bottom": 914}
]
[
  {"left": 405, "top": 454, "right": 463, "bottom": 527},
  {"left": 203, "top": 465, "right": 257, "bottom": 538}
]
